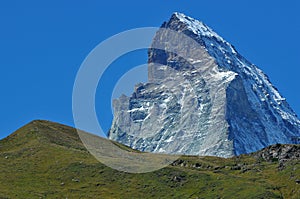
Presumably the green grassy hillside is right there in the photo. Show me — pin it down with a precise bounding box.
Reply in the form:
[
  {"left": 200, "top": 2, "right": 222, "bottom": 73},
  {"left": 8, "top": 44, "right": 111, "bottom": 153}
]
[{"left": 0, "top": 120, "right": 299, "bottom": 198}]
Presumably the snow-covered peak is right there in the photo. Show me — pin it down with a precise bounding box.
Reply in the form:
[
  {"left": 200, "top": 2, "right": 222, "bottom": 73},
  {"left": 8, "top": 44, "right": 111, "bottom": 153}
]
[
  {"left": 173, "top": 13, "right": 225, "bottom": 42},
  {"left": 172, "top": 12, "right": 237, "bottom": 56},
  {"left": 170, "top": 13, "right": 299, "bottom": 123},
  {"left": 109, "top": 13, "right": 300, "bottom": 158}
]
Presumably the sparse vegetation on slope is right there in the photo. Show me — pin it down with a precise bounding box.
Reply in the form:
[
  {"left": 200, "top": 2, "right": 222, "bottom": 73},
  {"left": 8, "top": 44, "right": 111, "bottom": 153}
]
[{"left": 0, "top": 120, "right": 299, "bottom": 198}]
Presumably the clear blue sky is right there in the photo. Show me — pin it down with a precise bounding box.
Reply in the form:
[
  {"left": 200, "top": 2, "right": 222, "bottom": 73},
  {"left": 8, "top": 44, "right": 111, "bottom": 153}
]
[{"left": 1, "top": 0, "right": 300, "bottom": 139}]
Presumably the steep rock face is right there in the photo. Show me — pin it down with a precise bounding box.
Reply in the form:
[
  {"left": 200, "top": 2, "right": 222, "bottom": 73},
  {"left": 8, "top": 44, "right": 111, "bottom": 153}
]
[{"left": 108, "top": 13, "right": 300, "bottom": 157}]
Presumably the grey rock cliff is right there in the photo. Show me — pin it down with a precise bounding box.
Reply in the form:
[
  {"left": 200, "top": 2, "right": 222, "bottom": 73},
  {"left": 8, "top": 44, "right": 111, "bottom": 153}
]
[{"left": 108, "top": 13, "right": 300, "bottom": 157}]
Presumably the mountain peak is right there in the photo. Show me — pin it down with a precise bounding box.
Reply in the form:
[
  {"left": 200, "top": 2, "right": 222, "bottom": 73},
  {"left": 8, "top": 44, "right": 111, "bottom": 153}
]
[
  {"left": 170, "top": 12, "right": 227, "bottom": 44},
  {"left": 109, "top": 13, "right": 300, "bottom": 157},
  {"left": 164, "top": 12, "right": 238, "bottom": 64}
]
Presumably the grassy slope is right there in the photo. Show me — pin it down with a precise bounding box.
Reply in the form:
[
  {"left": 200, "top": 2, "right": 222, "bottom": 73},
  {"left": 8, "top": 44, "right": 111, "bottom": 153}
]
[{"left": 0, "top": 120, "right": 299, "bottom": 199}]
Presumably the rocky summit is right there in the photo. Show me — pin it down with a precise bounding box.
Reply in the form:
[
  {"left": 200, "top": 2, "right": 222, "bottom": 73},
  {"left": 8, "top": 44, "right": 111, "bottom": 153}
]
[{"left": 109, "top": 12, "right": 300, "bottom": 157}]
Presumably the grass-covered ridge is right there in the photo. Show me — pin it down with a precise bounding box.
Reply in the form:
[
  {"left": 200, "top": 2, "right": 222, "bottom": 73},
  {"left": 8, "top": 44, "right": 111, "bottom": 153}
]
[{"left": 0, "top": 120, "right": 299, "bottom": 198}]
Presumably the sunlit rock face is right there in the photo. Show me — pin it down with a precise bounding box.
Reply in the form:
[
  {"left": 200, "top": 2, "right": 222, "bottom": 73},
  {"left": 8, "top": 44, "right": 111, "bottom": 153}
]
[{"left": 108, "top": 13, "right": 300, "bottom": 157}]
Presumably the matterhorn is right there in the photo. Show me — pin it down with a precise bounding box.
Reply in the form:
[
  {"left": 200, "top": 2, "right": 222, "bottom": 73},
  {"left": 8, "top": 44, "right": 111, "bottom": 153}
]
[{"left": 109, "top": 13, "right": 300, "bottom": 157}]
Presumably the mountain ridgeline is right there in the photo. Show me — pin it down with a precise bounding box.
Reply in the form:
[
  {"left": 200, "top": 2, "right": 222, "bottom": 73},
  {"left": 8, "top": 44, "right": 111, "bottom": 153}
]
[
  {"left": 0, "top": 120, "right": 300, "bottom": 198},
  {"left": 109, "top": 12, "right": 300, "bottom": 157}
]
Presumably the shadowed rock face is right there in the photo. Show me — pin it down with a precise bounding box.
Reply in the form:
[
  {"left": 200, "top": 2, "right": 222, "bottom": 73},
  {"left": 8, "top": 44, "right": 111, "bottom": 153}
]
[{"left": 108, "top": 12, "right": 300, "bottom": 157}]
